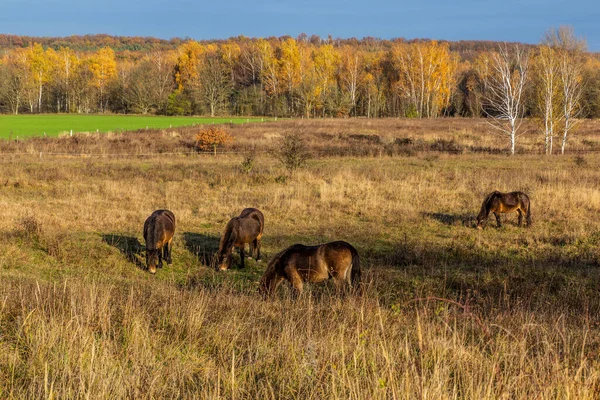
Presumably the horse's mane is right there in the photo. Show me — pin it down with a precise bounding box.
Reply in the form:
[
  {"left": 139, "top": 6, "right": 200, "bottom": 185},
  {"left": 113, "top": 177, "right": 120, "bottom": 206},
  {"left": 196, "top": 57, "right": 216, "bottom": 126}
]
[
  {"left": 481, "top": 191, "right": 500, "bottom": 212},
  {"left": 262, "top": 246, "right": 289, "bottom": 278},
  {"left": 218, "top": 218, "right": 239, "bottom": 255},
  {"left": 261, "top": 244, "right": 304, "bottom": 283}
]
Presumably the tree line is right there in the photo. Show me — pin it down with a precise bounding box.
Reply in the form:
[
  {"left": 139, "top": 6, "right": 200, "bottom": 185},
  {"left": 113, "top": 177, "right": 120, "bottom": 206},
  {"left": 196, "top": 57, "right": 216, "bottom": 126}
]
[{"left": 1, "top": 28, "right": 598, "bottom": 127}]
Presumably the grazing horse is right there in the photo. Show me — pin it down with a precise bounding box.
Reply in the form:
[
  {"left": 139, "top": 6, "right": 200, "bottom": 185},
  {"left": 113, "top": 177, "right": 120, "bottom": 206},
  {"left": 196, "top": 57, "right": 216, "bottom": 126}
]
[
  {"left": 143, "top": 209, "right": 176, "bottom": 274},
  {"left": 217, "top": 208, "right": 264, "bottom": 270},
  {"left": 259, "top": 241, "right": 361, "bottom": 297},
  {"left": 476, "top": 191, "right": 531, "bottom": 229}
]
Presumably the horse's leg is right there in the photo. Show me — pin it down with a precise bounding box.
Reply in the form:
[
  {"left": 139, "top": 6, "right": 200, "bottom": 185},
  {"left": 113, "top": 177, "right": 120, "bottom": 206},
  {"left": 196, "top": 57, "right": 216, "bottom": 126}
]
[
  {"left": 167, "top": 238, "right": 173, "bottom": 264},
  {"left": 158, "top": 246, "right": 163, "bottom": 269},
  {"left": 256, "top": 238, "right": 261, "bottom": 261},
  {"left": 285, "top": 266, "right": 304, "bottom": 296},
  {"left": 494, "top": 212, "right": 502, "bottom": 228},
  {"left": 239, "top": 245, "right": 245, "bottom": 268},
  {"left": 264, "top": 276, "right": 285, "bottom": 298},
  {"left": 517, "top": 209, "right": 523, "bottom": 227},
  {"left": 248, "top": 241, "right": 254, "bottom": 259},
  {"left": 333, "top": 276, "right": 348, "bottom": 295}
]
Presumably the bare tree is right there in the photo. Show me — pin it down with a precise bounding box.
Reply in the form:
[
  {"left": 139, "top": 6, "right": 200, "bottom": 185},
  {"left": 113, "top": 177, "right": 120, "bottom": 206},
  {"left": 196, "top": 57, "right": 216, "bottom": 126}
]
[
  {"left": 533, "top": 45, "right": 560, "bottom": 154},
  {"left": 482, "top": 44, "right": 529, "bottom": 155},
  {"left": 198, "top": 52, "right": 233, "bottom": 117},
  {"left": 543, "top": 27, "right": 587, "bottom": 154}
]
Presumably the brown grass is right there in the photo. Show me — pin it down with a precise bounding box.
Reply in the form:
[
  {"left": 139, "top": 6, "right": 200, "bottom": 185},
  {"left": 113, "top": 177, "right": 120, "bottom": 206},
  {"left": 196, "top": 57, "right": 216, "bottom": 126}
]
[
  {"left": 1, "top": 118, "right": 600, "bottom": 398},
  {"left": 2, "top": 117, "right": 600, "bottom": 157}
]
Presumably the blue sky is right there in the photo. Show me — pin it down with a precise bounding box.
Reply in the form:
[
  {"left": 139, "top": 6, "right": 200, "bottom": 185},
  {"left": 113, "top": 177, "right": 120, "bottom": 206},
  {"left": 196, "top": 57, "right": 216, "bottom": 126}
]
[{"left": 1, "top": 0, "right": 599, "bottom": 50}]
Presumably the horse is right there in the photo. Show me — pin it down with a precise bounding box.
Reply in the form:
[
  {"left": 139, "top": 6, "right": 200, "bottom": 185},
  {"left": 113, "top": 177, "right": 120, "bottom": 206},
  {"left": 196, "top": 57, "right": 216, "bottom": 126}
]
[
  {"left": 143, "top": 209, "right": 176, "bottom": 274},
  {"left": 217, "top": 208, "right": 264, "bottom": 270},
  {"left": 476, "top": 191, "right": 531, "bottom": 229},
  {"left": 259, "top": 241, "right": 361, "bottom": 297}
]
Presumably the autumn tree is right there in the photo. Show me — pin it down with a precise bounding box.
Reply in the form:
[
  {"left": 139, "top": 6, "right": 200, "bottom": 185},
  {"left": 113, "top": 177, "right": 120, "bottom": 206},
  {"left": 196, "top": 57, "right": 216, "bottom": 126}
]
[
  {"left": 359, "top": 51, "right": 387, "bottom": 118},
  {"left": 312, "top": 44, "right": 339, "bottom": 116},
  {"left": 392, "top": 41, "right": 457, "bottom": 118},
  {"left": 278, "top": 38, "right": 302, "bottom": 115},
  {"left": 0, "top": 49, "right": 31, "bottom": 114},
  {"left": 195, "top": 126, "right": 234, "bottom": 155},
  {"left": 258, "top": 39, "right": 281, "bottom": 115},
  {"left": 26, "top": 43, "right": 54, "bottom": 113},
  {"left": 50, "top": 47, "right": 80, "bottom": 113},
  {"left": 88, "top": 47, "right": 117, "bottom": 112},
  {"left": 338, "top": 45, "right": 363, "bottom": 116}
]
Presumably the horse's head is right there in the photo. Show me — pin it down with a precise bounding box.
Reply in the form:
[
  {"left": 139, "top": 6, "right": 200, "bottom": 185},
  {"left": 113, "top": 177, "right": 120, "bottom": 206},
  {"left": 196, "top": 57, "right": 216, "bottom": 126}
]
[
  {"left": 475, "top": 214, "right": 486, "bottom": 229},
  {"left": 146, "top": 249, "right": 159, "bottom": 274},
  {"left": 216, "top": 251, "right": 231, "bottom": 271}
]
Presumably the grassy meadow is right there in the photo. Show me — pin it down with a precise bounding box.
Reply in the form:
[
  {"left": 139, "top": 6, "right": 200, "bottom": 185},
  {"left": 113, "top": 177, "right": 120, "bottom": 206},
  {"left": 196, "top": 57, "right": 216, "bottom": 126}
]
[
  {"left": 1, "top": 118, "right": 600, "bottom": 398},
  {"left": 0, "top": 114, "right": 271, "bottom": 139}
]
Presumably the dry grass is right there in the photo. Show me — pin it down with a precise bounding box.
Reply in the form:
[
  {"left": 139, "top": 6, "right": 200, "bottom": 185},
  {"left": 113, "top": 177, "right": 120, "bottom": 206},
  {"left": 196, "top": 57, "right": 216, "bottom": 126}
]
[
  {"left": 1, "top": 118, "right": 600, "bottom": 398},
  {"left": 2, "top": 117, "right": 600, "bottom": 157}
]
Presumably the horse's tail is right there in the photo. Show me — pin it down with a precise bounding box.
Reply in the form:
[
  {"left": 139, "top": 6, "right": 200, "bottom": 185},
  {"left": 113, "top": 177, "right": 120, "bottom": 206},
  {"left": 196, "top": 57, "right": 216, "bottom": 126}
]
[
  {"left": 524, "top": 194, "right": 532, "bottom": 226},
  {"left": 350, "top": 247, "right": 361, "bottom": 290}
]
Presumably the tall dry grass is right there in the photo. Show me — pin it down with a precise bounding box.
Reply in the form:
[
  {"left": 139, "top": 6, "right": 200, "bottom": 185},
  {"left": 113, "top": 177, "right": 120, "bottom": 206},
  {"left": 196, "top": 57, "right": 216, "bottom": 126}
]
[
  {"left": 1, "top": 119, "right": 600, "bottom": 397},
  {"left": 2, "top": 117, "right": 600, "bottom": 157}
]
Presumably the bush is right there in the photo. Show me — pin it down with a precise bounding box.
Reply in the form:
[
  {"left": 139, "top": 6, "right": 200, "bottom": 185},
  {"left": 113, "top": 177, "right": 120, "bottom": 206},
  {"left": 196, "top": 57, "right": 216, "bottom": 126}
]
[
  {"left": 272, "top": 132, "right": 310, "bottom": 174},
  {"left": 240, "top": 148, "right": 257, "bottom": 174}
]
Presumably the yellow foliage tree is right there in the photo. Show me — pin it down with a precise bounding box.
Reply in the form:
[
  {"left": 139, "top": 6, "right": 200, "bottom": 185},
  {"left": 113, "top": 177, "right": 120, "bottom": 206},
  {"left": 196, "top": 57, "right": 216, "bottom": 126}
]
[
  {"left": 26, "top": 43, "right": 54, "bottom": 113},
  {"left": 174, "top": 41, "right": 205, "bottom": 91},
  {"left": 392, "top": 41, "right": 457, "bottom": 117},
  {"left": 88, "top": 47, "right": 117, "bottom": 112}
]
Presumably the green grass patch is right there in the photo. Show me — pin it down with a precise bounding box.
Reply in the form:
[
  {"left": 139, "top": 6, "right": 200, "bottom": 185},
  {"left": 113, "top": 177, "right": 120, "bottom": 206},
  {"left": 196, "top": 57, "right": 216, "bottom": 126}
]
[{"left": 0, "top": 114, "right": 272, "bottom": 139}]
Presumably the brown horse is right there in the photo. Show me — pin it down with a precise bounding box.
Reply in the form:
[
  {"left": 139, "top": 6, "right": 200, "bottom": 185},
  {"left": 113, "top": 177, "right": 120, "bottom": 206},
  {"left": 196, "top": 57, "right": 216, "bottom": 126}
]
[
  {"left": 259, "top": 241, "right": 361, "bottom": 297},
  {"left": 476, "top": 191, "right": 531, "bottom": 229},
  {"left": 143, "top": 209, "right": 176, "bottom": 274},
  {"left": 217, "top": 208, "right": 264, "bottom": 270}
]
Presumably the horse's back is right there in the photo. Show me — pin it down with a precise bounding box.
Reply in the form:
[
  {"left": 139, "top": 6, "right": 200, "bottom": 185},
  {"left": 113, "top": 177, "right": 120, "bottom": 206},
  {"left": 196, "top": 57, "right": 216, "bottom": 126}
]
[
  {"left": 239, "top": 208, "right": 264, "bottom": 233},
  {"left": 321, "top": 241, "right": 356, "bottom": 265},
  {"left": 144, "top": 209, "right": 176, "bottom": 248}
]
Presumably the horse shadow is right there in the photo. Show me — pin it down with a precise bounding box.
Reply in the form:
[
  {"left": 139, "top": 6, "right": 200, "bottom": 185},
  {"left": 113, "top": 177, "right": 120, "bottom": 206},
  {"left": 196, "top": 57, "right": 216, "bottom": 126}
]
[
  {"left": 183, "top": 232, "right": 220, "bottom": 268},
  {"left": 424, "top": 212, "right": 476, "bottom": 227},
  {"left": 102, "top": 234, "right": 145, "bottom": 270}
]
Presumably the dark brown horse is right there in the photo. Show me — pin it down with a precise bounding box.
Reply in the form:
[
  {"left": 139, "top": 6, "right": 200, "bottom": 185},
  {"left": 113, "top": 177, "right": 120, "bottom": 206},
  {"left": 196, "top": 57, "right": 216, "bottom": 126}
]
[
  {"left": 143, "top": 209, "right": 176, "bottom": 274},
  {"left": 476, "top": 191, "right": 531, "bottom": 229},
  {"left": 217, "top": 208, "right": 264, "bottom": 270},
  {"left": 259, "top": 241, "right": 361, "bottom": 297}
]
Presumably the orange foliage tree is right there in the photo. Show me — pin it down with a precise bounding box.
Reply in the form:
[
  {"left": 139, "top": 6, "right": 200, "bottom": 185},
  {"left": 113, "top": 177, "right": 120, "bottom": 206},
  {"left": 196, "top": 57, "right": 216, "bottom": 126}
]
[{"left": 195, "top": 126, "right": 234, "bottom": 155}]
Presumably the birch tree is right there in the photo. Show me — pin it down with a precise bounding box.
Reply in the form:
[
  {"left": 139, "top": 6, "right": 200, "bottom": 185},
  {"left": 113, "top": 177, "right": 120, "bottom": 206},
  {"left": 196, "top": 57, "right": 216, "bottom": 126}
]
[
  {"left": 543, "top": 27, "right": 586, "bottom": 154},
  {"left": 482, "top": 44, "right": 529, "bottom": 155},
  {"left": 533, "top": 45, "right": 561, "bottom": 154}
]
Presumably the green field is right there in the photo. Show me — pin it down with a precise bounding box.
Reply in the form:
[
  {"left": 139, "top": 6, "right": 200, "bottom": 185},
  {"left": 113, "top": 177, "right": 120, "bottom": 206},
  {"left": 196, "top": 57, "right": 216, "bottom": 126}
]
[{"left": 0, "top": 114, "right": 270, "bottom": 139}]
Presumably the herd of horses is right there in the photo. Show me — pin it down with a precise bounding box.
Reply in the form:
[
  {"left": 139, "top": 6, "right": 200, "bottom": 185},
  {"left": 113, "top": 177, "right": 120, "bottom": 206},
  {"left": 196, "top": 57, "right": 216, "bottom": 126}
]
[{"left": 142, "top": 191, "right": 532, "bottom": 296}]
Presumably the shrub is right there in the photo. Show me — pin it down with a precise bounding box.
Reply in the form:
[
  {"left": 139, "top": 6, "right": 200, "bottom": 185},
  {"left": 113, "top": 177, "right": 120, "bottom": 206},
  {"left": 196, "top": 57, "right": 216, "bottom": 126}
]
[
  {"left": 240, "top": 149, "right": 257, "bottom": 174},
  {"left": 272, "top": 131, "right": 310, "bottom": 174}
]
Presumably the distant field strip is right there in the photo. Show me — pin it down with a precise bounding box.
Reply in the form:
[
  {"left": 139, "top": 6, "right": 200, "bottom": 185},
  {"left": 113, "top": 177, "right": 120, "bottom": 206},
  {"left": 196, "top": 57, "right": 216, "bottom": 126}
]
[{"left": 0, "top": 115, "right": 272, "bottom": 139}]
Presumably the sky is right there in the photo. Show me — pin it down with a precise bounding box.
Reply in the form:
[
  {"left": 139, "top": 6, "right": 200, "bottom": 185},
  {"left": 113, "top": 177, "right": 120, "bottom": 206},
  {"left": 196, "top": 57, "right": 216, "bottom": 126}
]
[{"left": 1, "top": 0, "right": 599, "bottom": 51}]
